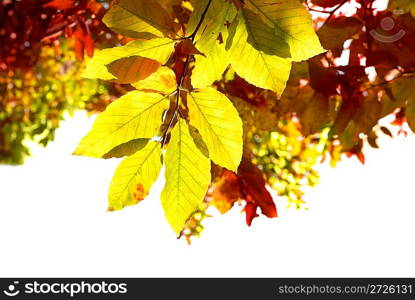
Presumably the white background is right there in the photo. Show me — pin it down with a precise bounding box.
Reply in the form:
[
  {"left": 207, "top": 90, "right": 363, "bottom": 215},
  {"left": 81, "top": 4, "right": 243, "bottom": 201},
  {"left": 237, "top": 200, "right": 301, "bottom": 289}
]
[{"left": 0, "top": 111, "right": 414, "bottom": 277}]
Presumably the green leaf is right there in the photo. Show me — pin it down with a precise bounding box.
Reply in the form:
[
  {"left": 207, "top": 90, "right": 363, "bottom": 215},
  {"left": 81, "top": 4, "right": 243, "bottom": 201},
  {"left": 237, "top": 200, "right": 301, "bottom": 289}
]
[
  {"left": 391, "top": 76, "right": 415, "bottom": 103},
  {"left": 245, "top": 0, "right": 325, "bottom": 61},
  {"left": 188, "top": 124, "right": 209, "bottom": 158},
  {"left": 227, "top": 13, "right": 292, "bottom": 94},
  {"left": 339, "top": 121, "right": 359, "bottom": 151},
  {"left": 406, "top": 96, "right": 415, "bottom": 133},
  {"left": 74, "top": 91, "right": 169, "bottom": 158},
  {"left": 380, "top": 89, "right": 406, "bottom": 118},
  {"left": 298, "top": 92, "right": 330, "bottom": 135},
  {"left": 83, "top": 38, "right": 175, "bottom": 81},
  {"left": 354, "top": 92, "right": 382, "bottom": 134},
  {"left": 103, "top": 139, "right": 148, "bottom": 159},
  {"left": 189, "top": 0, "right": 237, "bottom": 88},
  {"left": 103, "top": 0, "right": 177, "bottom": 39},
  {"left": 188, "top": 88, "right": 243, "bottom": 171},
  {"left": 391, "top": 76, "right": 415, "bottom": 132},
  {"left": 109, "top": 141, "right": 162, "bottom": 211},
  {"left": 161, "top": 119, "right": 211, "bottom": 235}
]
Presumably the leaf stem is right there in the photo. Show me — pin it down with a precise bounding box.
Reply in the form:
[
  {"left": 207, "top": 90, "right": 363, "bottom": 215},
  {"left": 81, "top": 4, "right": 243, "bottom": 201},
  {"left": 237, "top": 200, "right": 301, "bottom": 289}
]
[
  {"left": 161, "top": 95, "right": 178, "bottom": 148},
  {"left": 188, "top": 0, "right": 213, "bottom": 41},
  {"left": 321, "top": 0, "right": 349, "bottom": 27},
  {"left": 363, "top": 70, "right": 415, "bottom": 92},
  {"left": 160, "top": 0, "right": 212, "bottom": 146}
]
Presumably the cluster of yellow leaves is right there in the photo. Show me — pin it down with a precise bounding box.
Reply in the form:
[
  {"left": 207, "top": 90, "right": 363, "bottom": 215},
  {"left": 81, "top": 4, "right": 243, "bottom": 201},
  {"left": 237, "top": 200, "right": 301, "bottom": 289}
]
[
  {"left": 74, "top": 0, "right": 324, "bottom": 235},
  {"left": 251, "top": 124, "right": 328, "bottom": 208},
  {"left": 190, "top": 0, "right": 325, "bottom": 94}
]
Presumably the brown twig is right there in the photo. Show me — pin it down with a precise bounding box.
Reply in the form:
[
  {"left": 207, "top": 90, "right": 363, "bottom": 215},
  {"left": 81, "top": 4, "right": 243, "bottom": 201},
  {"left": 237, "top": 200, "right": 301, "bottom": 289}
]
[
  {"left": 321, "top": 0, "right": 349, "bottom": 27},
  {"left": 160, "top": 0, "right": 212, "bottom": 146}
]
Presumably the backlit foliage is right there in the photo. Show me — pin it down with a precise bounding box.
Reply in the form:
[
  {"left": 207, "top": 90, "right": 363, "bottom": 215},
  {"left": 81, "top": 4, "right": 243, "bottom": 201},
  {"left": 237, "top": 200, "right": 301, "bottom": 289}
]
[
  {"left": 0, "top": 43, "right": 117, "bottom": 164},
  {"left": 0, "top": 0, "right": 121, "bottom": 163},
  {"left": 74, "top": 0, "right": 328, "bottom": 236},
  {"left": 2, "top": 0, "right": 415, "bottom": 241}
]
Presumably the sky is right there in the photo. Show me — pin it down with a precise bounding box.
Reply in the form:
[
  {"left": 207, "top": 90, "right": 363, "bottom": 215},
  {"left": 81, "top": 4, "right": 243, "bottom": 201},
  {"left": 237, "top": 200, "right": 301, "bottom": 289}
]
[{"left": 0, "top": 111, "right": 414, "bottom": 277}]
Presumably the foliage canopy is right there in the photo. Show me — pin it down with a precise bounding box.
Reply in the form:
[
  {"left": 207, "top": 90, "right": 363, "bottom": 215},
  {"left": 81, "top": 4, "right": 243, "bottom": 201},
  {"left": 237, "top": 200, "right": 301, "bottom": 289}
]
[
  {"left": 2, "top": 0, "right": 415, "bottom": 240},
  {"left": 74, "top": 0, "right": 326, "bottom": 234}
]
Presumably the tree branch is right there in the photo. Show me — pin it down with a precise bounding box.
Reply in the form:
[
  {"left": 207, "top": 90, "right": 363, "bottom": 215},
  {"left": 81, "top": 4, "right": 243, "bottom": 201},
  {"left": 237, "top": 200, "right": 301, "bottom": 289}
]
[
  {"left": 321, "top": 0, "right": 349, "bottom": 27},
  {"left": 188, "top": 0, "right": 212, "bottom": 41},
  {"left": 160, "top": 0, "right": 212, "bottom": 146}
]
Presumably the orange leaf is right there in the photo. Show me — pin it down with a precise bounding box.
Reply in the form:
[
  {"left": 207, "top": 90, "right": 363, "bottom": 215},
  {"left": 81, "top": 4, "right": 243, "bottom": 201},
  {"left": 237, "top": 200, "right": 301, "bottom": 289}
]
[
  {"left": 72, "top": 26, "right": 95, "bottom": 61},
  {"left": 107, "top": 56, "right": 161, "bottom": 84},
  {"left": 176, "top": 39, "right": 205, "bottom": 57},
  {"left": 44, "top": 0, "right": 76, "bottom": 10},
  {"left": 211, "top": 171, "right": 241, "bottom": 214},
  {"left": 238, "top": 158, "right": 277, "bottom": 226}
]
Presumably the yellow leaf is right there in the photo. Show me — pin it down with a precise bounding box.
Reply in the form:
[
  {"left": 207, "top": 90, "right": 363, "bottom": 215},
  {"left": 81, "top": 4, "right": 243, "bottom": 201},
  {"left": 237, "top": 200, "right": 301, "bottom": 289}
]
[
  {"left": 83, "top": 38, "right": 175, "bottom": 81},
  {"left": 240, "top": 8, "right": 291, "bottom": 58},
  {"left": 245, "top": 0, "right": 325, "bottom": 61},
  {"left": 109, "top": 141, "right": 162, "bottom": 211},
  {"left": 158, "top": 0, "right": 186, "bottom": 16},
  {"left": 227, "top": 14, "right": 292, "bottom": 95},
  {"left": 74, "top": 91, "right": 169, "bottom": 158},
  {"left": 189, "top": 0, "right": 237, "bottom": 88},
  {"left": 103, "top": 0, "right": 177, "bottom": 39},
  {"left": 188, "top": 88, "right": 243, "bottom": 171},
  {"left": 161, "top": 119, "right": 211, "bottom": 235},
  {"left": 132, "top": 66, "right": 177, "bottom": 94},
  {"left": 186, "top": 0, "right": 210, "bottom": 35}
]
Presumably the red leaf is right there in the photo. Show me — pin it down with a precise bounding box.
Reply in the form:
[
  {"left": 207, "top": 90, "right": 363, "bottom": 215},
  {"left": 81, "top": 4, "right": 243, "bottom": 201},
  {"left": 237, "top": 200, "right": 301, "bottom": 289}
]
[
  {"left": 87, "top": 0, "right": 102, "bottom": 14},
  {"left": 84, "top": 31, "right": 95, "bottom": 57},
  {"left": 308, "top": 57, "right": 340, "bottom": 96},
  {"left": 73, "top": 28, "right": 85, "bottom": 61},
  {"left": 210, "top": 159, "right": 277, "bottom": 226},
  {"left": 73, "top": 26, "right": 95, "bottom": 61},
  {"left": 238, "top": 158, "right": 277, "bottom": 225},
  {"left": 334, "top": 94, "right": 361, "bottom": 134},
  {"left": 176, "top": 39, "right": 205, "bottom": 57},
  {"left": 310, "top": 0, "right": 344, "bottom": 8},
  {"left": 244, "top": 202, "right": 259, "bottom": 226},
  {"left": 44, "top": 0, "right": 76, "bottom": 10},
  {"left": 210, "top": 170, "right": 242, "bottom": 214}
]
